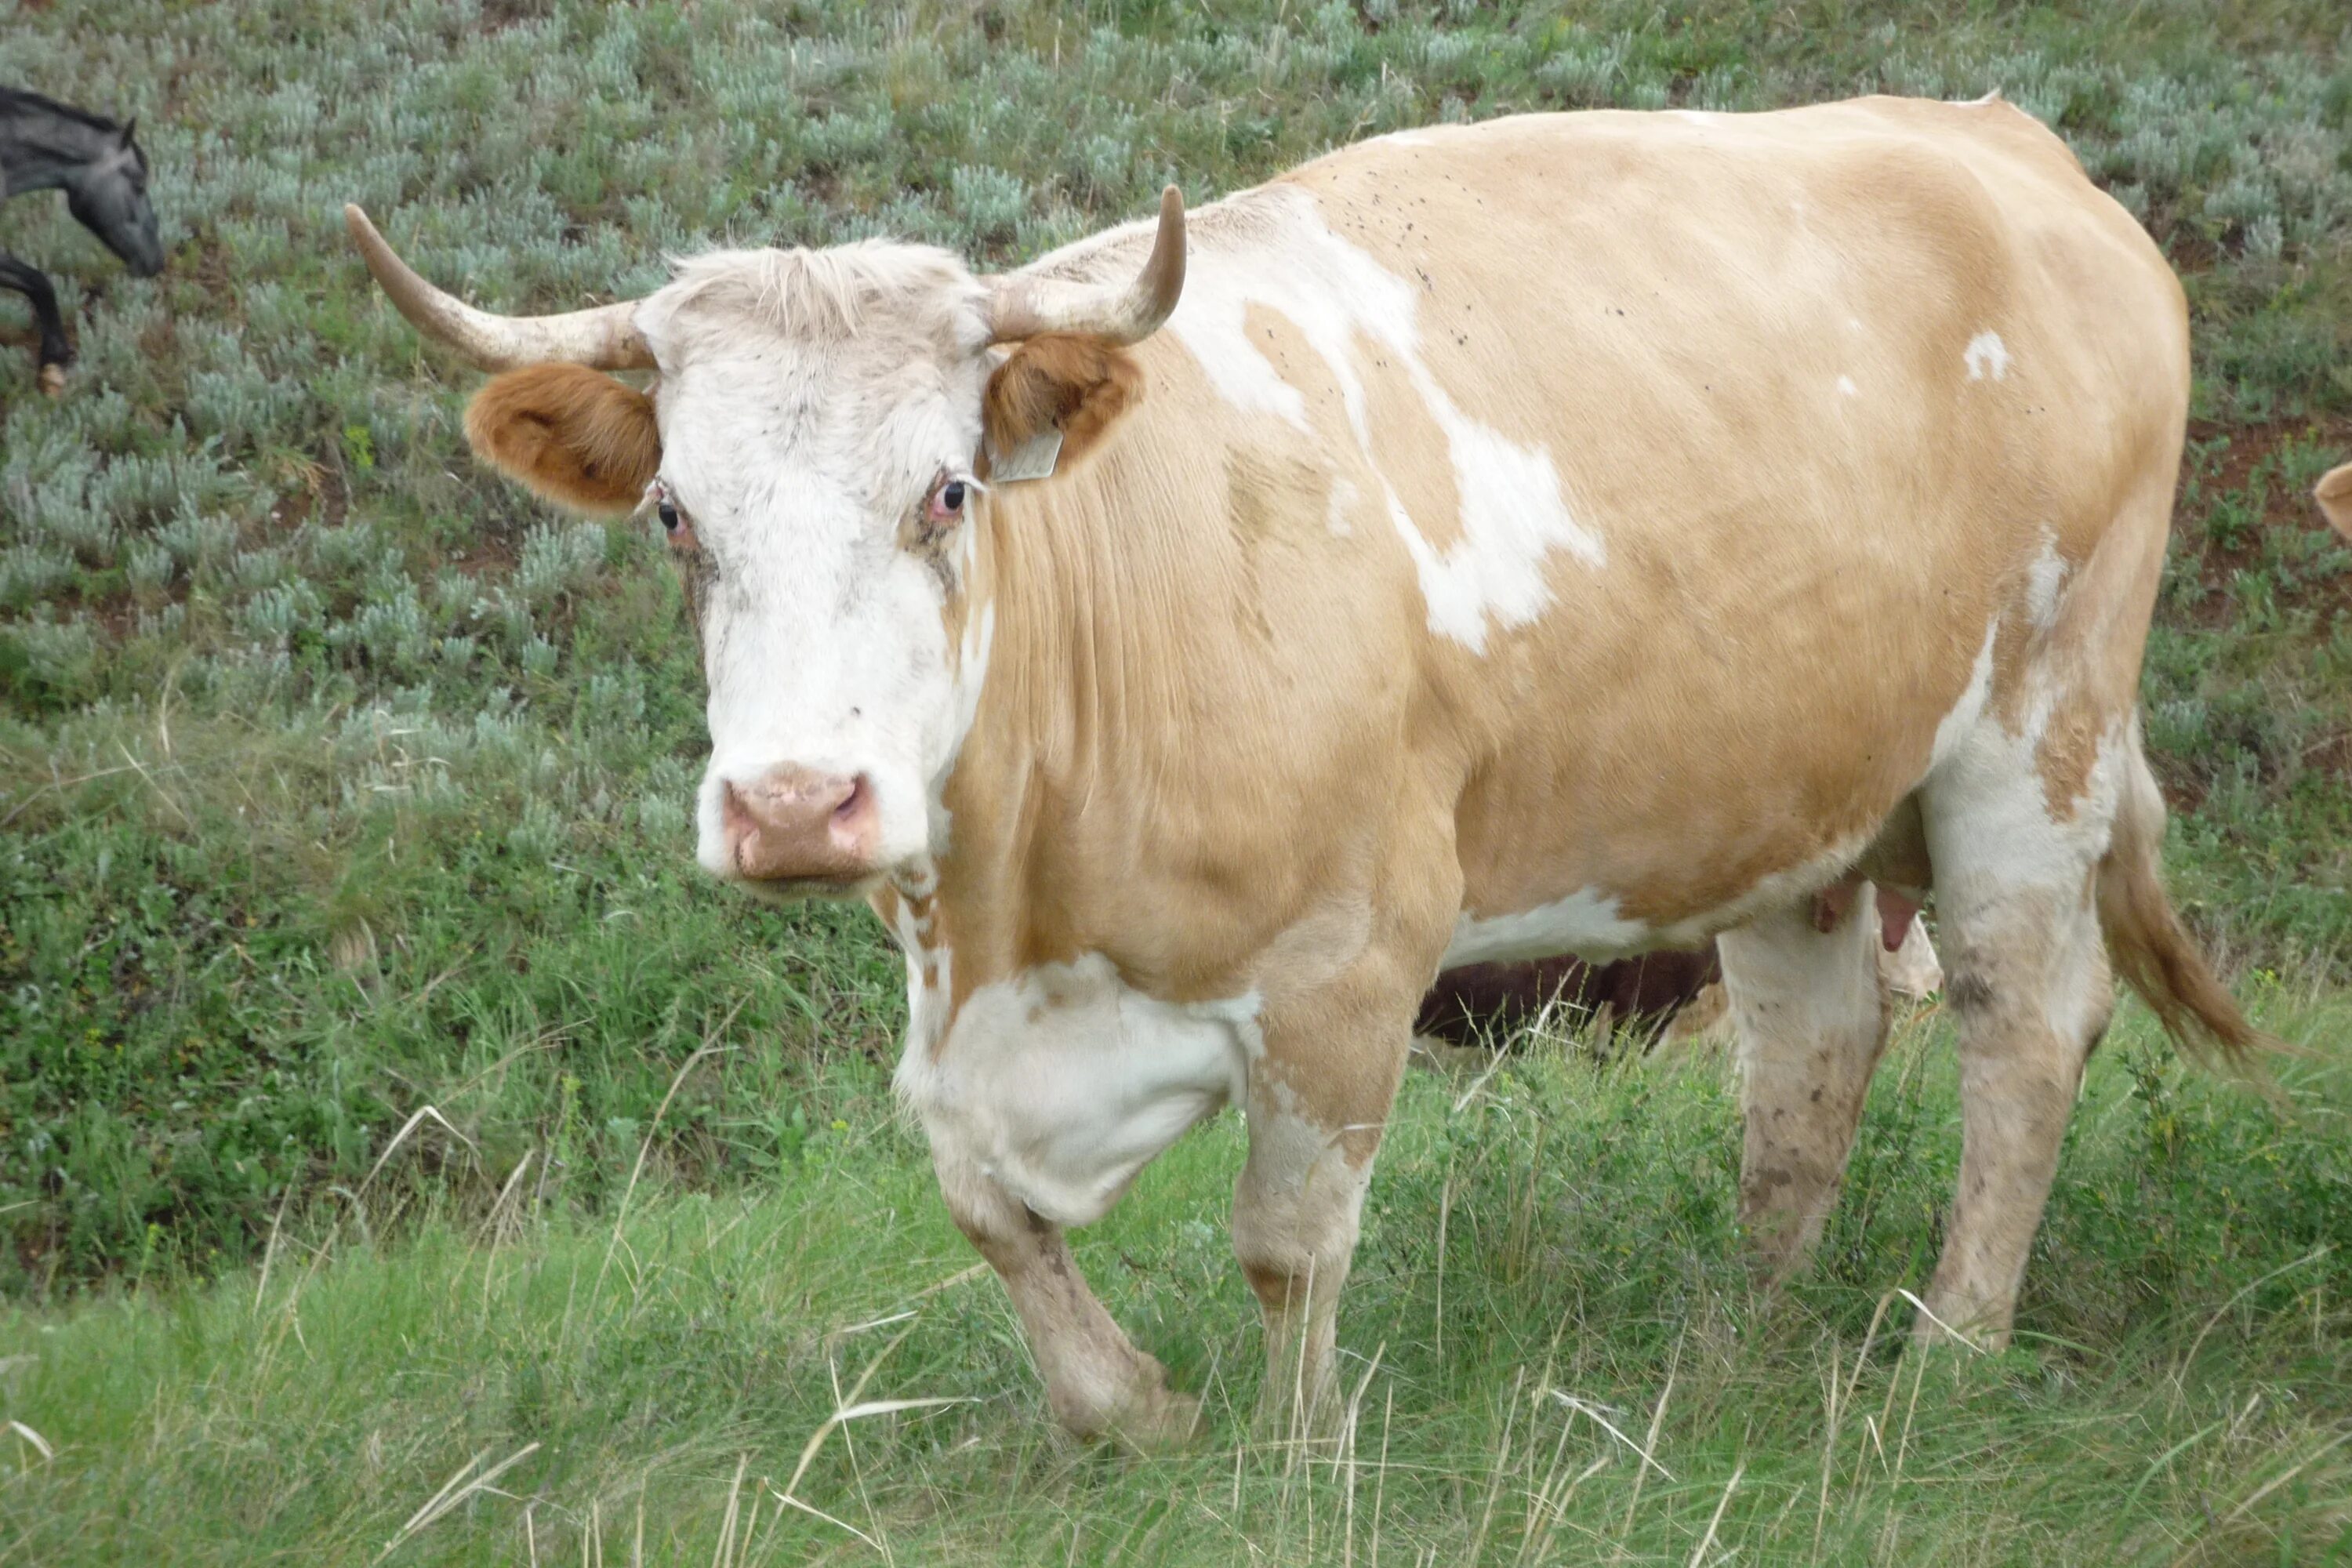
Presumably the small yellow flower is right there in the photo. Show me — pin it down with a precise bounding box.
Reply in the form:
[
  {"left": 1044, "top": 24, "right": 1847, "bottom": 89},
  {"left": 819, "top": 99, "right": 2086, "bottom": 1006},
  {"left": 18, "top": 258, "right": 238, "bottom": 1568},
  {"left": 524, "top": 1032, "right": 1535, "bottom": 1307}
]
[{"left": 830, "top": 1119, "right": 849, "bottom": 1134}]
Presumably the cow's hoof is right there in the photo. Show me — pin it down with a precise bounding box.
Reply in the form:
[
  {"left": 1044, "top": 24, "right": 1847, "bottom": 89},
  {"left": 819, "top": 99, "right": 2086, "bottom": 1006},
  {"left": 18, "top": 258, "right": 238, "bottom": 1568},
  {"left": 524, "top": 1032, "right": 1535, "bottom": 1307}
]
[
  {"left": 38, "top": 364, "right": 66, "bottom": 397},
  {"left": 1109, "top": 1386, "right": 1204, "bottom": 1454},
  {"left": 1907, "top": 1294, "right": 2004, "bottom": 1356}
]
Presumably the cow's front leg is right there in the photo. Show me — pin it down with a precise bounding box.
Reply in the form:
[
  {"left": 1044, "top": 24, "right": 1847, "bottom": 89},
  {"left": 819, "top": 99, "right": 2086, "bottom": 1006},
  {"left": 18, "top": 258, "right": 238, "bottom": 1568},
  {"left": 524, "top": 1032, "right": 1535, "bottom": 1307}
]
[
  {"left": 1232, "top": 1072, "right": 1384, "bottom": 1439},
  {"left": 895, "top": 946, "right": 1238, "bottom": 1446},
  {"left": 932, "top": 1147, "right": 1202, "bottom": 1447},
  {"left": 1232, "top": 953, "right": 1421, "bottom": 1442}
]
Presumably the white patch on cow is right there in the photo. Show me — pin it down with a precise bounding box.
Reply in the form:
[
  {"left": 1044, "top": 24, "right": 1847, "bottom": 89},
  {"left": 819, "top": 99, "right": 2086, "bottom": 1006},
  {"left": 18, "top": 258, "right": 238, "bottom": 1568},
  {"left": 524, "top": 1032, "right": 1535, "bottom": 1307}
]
[
  {"left": 925, "top": 597, "right": 996, "bottom": 851},
  {"left": 1671, "top": 109, "right": 1719, "bottom": 125},
  {"left": 1963, "top": 330, "right": 2010, "bottom": 382},
  {"left": 1161, "top": 186, "right": 1604, "bottom": 652},
  {"left": 1450, "top": 829, "right": 1894, "bottom": 971},
  {"left": 1326, "top": 476, "right": 1359, "bottom": 538},
  {"left": 1846, "top": 316, "right": 1863, "bottom": 332},
  {"left": 2024, "top": 528, "right": 2067, "bottom": 631},
  {"left": 1929, "top": 622, "right": 1999, "bottom": 773},
  {"left": 1922, "top": 613, "right": 2133, "bottom": 1046},
  {"left": 694, "top": 543, "right": 959, "bottom": 883},
  {"left": 640, "top": 250, "right": 998, "bottom": 889},
  {"left": 1382, "top": 130, "right": 1439, "bottom": 147},
  {"left": 892, "top": 898, "right": 954, "bottom": 1062},
  {"left": 1443, "top": 887, "right": 1650, "bottom": 967},
  {"left": 1923, "top": 703, "right": 2129, "bottom": 1041},
  {"left": 895, "top": 955, "right": 1258, "bottom": 1226},
  {"left": 1836, "top": 375, "right": 1859, "bottom": 397}
]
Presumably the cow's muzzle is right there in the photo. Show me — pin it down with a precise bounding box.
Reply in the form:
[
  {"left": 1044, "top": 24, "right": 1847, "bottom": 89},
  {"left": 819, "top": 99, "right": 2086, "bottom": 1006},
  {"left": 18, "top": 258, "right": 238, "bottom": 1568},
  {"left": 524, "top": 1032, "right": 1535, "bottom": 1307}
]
[{"left": 719, "top": 764, "right": 881, "bottom": 889}]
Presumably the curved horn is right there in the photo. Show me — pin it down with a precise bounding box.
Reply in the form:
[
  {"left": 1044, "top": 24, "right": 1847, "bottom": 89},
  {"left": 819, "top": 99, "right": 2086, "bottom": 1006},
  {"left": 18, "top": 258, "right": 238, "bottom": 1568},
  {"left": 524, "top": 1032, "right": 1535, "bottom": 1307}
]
[
  {"left": 985, "top": 185, "right": 1185, "bottom": 346},
  {"left": 344, "top": 204, "right": 655, "bottom": 372}
]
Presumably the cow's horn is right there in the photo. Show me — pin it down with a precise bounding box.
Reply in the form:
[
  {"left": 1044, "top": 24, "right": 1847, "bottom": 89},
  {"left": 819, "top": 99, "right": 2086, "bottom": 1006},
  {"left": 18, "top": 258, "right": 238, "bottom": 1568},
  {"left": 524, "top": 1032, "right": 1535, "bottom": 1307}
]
[
  {"left": 985, "top": 185, "right": 1185, "bottom": 346},
  {"left": 344, "top": 205, "right": 655, "bottom": 372}
]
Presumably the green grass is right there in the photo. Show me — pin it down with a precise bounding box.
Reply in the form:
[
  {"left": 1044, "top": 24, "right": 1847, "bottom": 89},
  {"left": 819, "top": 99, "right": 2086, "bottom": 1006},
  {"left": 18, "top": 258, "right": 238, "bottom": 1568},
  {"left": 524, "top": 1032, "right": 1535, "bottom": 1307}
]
[
  {"left": 7, "top": 1000, "right": 2351, "bottom": 1564},
  {"left": 2, "top": 0, "right": 2350, "bottom": 1559}
]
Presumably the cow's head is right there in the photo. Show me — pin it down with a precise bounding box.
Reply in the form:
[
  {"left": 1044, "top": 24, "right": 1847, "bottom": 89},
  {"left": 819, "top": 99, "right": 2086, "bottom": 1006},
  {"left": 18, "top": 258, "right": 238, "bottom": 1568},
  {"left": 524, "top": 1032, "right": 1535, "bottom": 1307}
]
[{"left": 347, "top": 195, "right": 1181, "bottom": 898}]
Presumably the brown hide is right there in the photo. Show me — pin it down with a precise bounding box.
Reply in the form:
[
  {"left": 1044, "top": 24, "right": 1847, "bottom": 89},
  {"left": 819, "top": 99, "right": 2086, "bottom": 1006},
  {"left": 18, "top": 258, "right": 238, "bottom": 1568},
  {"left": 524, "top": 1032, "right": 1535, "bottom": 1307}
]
[{"left": 465, "top": 364, "right": 660, "bottom": 517}]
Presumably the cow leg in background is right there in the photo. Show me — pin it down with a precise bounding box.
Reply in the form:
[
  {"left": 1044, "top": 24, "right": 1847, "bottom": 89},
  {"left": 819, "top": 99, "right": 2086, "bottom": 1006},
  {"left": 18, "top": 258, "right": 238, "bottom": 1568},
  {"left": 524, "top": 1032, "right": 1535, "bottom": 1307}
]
[
  {"left": 1719, "top": 887, "right": 1892, "bottom": 1282},
  {"left": 930, "top": 1146, "right": 1202, "bottom": 1447},
  {"left": 1914, "top": 751, "right": 2122, "bottom": 1350}
]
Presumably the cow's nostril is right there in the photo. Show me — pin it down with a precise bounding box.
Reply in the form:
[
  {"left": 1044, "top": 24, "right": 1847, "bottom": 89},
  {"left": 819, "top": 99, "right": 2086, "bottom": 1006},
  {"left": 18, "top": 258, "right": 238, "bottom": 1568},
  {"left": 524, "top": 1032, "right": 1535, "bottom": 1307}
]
[
  {"left": 717, "top": 766, "right": 877, "bottom": 885},
  {"left": 721, "top": 779, "right": 757, "bottom": 837}
]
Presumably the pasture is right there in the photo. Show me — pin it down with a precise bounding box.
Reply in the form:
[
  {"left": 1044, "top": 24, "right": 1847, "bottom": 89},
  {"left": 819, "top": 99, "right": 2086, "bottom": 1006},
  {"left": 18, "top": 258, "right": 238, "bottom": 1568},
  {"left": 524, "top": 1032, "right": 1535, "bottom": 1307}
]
[{"left": 2, "top": 0, "right": 2349, "bottom": 1560}]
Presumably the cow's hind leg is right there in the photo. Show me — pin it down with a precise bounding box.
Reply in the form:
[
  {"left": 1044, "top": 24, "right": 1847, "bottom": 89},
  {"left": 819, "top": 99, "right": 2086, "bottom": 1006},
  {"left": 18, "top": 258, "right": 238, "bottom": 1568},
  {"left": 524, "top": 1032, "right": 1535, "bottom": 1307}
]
[
  {"left": 932, "top": 1150, "right": 1202, "bottom": 1447},
  {"left": 1720, "top": 888, "right": 1892, "bottom": 1282},
  {"left": 1913, "top": 726, "right": 2122, "bottom": 1349}
]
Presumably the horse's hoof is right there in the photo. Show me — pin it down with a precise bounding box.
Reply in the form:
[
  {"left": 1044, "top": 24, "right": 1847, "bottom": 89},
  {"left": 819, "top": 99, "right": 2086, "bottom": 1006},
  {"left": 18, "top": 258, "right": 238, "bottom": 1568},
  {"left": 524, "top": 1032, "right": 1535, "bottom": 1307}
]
[{"left": 38, "top": 364, "right": 66, "bottom": 397}]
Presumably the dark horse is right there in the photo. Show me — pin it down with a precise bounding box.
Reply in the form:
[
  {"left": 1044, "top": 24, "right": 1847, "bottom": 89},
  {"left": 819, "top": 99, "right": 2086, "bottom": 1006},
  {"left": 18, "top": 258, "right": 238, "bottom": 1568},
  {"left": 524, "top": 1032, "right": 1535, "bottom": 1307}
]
[{"left": 1, "top": 87, "right": 162, "bottom": 393}]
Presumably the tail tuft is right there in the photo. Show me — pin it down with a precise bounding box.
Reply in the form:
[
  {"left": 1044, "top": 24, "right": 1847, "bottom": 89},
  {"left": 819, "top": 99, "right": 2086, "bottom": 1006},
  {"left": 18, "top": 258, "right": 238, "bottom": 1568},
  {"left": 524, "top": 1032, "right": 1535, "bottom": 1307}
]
[{"left": 2096, "top": 742, "right": 2277, "bottom": 1062}]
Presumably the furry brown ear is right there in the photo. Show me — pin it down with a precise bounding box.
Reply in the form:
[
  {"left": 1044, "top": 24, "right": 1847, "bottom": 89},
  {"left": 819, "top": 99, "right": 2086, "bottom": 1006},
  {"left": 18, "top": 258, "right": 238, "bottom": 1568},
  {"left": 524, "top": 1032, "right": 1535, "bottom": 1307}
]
[
  {"left": 463, "top": 364, "right": 661, "bottom": 517},
  {"left": 981, "top": 333, "right": 1143, "bottom": 476},
  {"left": 2318, "top": 463, "right": 2352, "bottom": 542}
]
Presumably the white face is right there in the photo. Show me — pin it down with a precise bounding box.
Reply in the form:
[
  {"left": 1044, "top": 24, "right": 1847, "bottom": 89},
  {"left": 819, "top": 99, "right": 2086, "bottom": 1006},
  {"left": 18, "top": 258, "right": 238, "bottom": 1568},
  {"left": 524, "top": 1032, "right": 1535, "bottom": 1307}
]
[{"left": 638, "top": 292, "right": 996, "bottom": 898}]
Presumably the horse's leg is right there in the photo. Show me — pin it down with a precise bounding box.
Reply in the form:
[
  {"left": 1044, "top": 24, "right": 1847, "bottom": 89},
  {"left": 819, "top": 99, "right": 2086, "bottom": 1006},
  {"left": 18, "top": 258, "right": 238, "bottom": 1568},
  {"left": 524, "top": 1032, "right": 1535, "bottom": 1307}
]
[{"left": 0, "top": 251, "right": 73, "bottom": 392}]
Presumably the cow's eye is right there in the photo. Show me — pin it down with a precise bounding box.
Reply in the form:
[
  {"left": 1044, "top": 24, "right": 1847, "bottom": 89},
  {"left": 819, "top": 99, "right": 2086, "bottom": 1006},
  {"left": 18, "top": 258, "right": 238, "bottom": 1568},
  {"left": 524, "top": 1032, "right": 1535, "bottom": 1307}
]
[
  {"left": 650, "top": 488, "right": 698, "bottom": 550},
  {"left": 920, "top": 474, "right": 973, "bottom": 533}
]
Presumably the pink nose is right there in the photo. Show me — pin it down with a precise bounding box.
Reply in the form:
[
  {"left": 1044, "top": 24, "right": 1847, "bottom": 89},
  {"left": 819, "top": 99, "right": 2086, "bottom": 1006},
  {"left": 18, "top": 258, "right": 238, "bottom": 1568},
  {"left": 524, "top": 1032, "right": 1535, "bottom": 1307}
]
[{"left": 720, "top": 766, "right": 880, "bottom": 884}]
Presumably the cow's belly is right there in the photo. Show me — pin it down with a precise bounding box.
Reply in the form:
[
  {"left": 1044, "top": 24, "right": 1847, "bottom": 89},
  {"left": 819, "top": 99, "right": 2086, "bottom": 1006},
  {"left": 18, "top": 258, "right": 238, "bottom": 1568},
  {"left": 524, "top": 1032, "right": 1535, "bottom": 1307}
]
[
  {"left": 1443, "top": 555, "right": 1991, "bottom": 965},
  {"left": 1445, "top": 666, "right": 1967, "bottom": 968},
  {"left": 1443, "top": 827, "right": 1875, "bottom": 967},
  {"left": 895, "top": 953, "right": 1257, "bottom": 1227}
]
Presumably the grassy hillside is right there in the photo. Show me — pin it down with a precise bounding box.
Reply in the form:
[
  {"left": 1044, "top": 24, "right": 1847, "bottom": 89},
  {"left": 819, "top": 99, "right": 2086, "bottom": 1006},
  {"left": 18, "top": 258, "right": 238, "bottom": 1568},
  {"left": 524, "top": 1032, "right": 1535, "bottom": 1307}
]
[{"left": 1, "top": 0, "right": 2349, "bottom": 1559}]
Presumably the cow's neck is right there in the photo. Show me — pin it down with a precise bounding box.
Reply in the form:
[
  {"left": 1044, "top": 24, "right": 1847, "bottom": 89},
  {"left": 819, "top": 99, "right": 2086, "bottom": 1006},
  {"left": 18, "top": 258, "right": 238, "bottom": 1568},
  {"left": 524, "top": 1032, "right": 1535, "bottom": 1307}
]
[{"left": 922, "top": 434, "right": 1238, "bottom": 993}]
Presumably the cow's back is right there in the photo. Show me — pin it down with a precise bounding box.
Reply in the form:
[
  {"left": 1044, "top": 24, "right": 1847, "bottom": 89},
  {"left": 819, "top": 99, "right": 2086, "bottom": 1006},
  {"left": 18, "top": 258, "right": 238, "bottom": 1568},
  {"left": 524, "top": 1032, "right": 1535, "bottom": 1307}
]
[{"left": 1243, "top": 99, "right": 2187, "bottom": 953}]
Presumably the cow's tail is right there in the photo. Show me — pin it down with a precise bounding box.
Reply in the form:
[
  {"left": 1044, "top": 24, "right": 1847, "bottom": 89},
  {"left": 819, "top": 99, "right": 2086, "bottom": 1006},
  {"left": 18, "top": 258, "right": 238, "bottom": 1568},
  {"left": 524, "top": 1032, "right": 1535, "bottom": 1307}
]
[{"left": 2095, "top": 738, "right": 2274, "bottom": 1062}]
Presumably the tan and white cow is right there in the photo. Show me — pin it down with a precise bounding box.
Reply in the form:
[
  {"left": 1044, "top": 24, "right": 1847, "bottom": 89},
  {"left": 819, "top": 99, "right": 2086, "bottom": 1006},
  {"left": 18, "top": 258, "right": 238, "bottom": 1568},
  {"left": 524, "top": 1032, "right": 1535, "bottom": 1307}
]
[
  {"left": 350, "top": 95, "right": 2269, "bottom": 1444},
  {"left": 2319, "top": 463, "right": 2352, "bottom": 539}
]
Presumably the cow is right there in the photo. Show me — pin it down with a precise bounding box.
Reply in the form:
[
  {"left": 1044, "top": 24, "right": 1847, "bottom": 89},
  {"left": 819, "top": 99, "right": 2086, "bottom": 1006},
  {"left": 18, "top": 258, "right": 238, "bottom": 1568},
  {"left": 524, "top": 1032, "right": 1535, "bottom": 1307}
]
[
  {"left": 2319, "top": 463, "right": 2352, "bottom": 539},
  {"left": 347, "top": 94, "right": 2271, "bottom": 1446}
]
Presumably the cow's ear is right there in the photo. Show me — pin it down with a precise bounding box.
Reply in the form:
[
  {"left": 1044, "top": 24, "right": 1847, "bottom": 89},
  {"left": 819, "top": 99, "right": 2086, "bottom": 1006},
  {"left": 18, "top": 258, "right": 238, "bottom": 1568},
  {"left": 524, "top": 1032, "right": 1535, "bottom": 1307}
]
[
  {"left": 464, "top": 364, "right": 660, "bottom": 517},
  {"left": 2318, "top": 463, "right": 2352, "bottom": 541},
  {"left": 980, "top": 333, "right": 1143, "bottom": 479}
]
